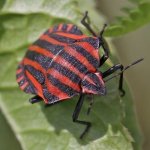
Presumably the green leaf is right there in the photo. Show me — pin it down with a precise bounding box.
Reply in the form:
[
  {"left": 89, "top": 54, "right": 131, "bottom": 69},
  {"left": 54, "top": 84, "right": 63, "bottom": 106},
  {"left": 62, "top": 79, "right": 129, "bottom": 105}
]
[
  {"left": 0, "top": 0, "right": 142, "bottom": 150},
  {"left": 105, "top": 1, "right": 150, "bottom": 37}
]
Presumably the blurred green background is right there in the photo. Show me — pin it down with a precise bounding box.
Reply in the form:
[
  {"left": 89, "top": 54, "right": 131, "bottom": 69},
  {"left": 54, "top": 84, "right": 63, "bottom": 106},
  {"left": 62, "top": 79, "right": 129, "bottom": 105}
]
[
  {"left": 99, "top": 1, "right": 150, "bottom": 149},
  {"left": 0, "top": 0, "right": 149, "bottom": 150}
]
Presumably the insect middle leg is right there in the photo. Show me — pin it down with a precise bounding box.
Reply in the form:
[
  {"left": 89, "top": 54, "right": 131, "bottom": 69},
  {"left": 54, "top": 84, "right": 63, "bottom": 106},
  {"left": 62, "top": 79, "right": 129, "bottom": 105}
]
[
  {"left": 29, "top": 95, "right": 42, "bottom": 104},
  {"left": 72, "top": 94, "right": 91, "bottom": 139},
  {"left": 102, "top": 64, "right": 125, "bottom": 96}
]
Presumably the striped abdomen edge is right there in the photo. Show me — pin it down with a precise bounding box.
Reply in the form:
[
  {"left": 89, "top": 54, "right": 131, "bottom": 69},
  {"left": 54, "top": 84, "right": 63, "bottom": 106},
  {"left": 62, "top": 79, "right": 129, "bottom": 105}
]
[
  {"left": 47, "top": 24, "right": 83, "bottom": 35},
  {"left": 16, "top": 62, "right": 36, "bottom": 94}
]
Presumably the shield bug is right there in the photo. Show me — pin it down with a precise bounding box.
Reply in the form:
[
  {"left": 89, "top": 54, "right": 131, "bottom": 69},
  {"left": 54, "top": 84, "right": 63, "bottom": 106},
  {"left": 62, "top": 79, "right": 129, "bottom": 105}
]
[{"left": 16, "top": 11, "right": 143, "bottom": 138}]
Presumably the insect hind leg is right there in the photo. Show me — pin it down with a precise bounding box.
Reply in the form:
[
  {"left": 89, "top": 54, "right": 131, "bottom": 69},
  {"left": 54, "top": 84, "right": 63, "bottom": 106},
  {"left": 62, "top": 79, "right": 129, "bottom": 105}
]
[{"left": 72, "top": 94, "right": 91, "bottom": 139}]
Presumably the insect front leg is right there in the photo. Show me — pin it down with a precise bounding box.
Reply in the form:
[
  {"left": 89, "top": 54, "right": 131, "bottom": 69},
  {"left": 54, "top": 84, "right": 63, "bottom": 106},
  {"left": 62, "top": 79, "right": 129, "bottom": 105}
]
[
  {"left": 72, "top": 94, "right": 91, "bottom": 139},
  {"left": 29, "top": 95, "right": 42, "bottom": 104},
  {"left": 102, "top": 64, "right": 125, "bottom": 96},
  {"left": 81, "top": 11, "right": 97, "bottom": 36},
  {"left": 98, "top": 24, "right": 110, "bottom": 67}
]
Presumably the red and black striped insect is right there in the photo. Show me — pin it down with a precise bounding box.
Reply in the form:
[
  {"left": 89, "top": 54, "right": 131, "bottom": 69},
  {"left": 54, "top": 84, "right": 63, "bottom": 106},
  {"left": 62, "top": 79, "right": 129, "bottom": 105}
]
[{"left": 16, "top": 11, "right": 143, "bottom": 138}]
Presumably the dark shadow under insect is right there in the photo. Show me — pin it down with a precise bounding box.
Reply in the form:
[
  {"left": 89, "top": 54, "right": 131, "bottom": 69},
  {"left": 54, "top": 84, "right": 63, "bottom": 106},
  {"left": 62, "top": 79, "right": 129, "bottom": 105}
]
[{"left": 28, "top": 11, "right": 143, "bottom": 139}]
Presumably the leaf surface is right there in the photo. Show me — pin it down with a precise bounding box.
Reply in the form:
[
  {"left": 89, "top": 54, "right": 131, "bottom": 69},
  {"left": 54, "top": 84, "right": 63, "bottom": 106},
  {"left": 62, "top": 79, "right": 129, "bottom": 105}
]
[{"left": 105, "top": 0, "right": 150, "bottom": 37}]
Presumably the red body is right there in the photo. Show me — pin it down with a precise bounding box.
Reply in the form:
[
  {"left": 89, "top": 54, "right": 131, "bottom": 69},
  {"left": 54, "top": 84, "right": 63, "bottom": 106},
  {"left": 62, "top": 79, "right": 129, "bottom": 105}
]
[{"left": 16, "top": 23, "right": 106, "bottom": 104}]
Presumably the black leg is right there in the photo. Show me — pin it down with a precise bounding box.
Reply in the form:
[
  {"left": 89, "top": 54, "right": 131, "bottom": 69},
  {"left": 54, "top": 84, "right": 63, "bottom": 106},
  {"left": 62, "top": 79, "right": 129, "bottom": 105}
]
[
  {"left": 86, "top": 94, "right": 94, "bottom": 115},
  {"left": 102, "top": 64, "right": 125, "bottom": 96},
  {"left": 81, "top": 11, "right": 97, "bottom": 36},
  {"left": 98, "top": 24, "right": 110, "bottom": 67},
  {"left": 99, "top": 38, "right": 110, "bottom": 67},
  {"left": 72, "top": 94, "right": 91, "bottom": 139},
  {"left": 29, "top": 95, "right": 42, "bottom": 104},
  {"left": 81, "top": 11, "right": 110, "bottom": 67}
]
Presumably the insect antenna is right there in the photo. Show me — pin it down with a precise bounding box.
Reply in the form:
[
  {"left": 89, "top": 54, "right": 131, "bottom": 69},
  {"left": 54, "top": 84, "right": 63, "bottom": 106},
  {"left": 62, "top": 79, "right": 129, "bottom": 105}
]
[{"left": 105, "top": 58, "right": 144, "bottom": 82}]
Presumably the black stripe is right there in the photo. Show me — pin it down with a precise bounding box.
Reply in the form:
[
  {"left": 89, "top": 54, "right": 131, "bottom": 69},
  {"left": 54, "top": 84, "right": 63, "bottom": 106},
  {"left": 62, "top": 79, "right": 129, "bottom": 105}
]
[
  {"left": 51, "top": 61, "right": 81, "bottom": 83},
  {"left": 69, "top": 25, "right": 83, "bottom": 35},
  {"left": 26, "top": 50, "right": 81, "bottom": 83},
  {"left": 44, "top": 30, "right": 50, "bottom": 35},
  {"left": 62, "top": 24, "right": 68, "bottom": 31},
  {"left": 49, "top": 33, "right": 76, "bottom": 44},
  {"left": 34, "top": 39, "right": 64, "bottom": 55},
  {"left": 17, "top": 73, "right": 36, "bottom": 94},
  {"left": 88, "top": 73, "right": 101, "bottom": 86},
  {"left": 18, "top": 78, "right": 26, "bottom": 87},
  {"left": 50, "top": 24, "right": 82, "bottom": 35},
  {"left": 25, "top": 65, "right": 45, "bottom": 84},
  {"left": 17, "top": 64, "right": 22, "bottom": 69},
  {"left": 16, "top": 64, "right": 23, "bottom": 78},
  {"left": 52, "top": 25, "right": 58, "bottom": 32},
  {"left": 82, "top": 80, "right": 103, "bottom": 93},
  {"left": 25, "top": 51, "right": 52, "bottom": 70},
  {"left": 43, "top": 88, "right": 58, "bottom": 103},
  {"left": 47, "top": 74, "right": 79, "bottom": 97},
  {"left": 43, "top": 24, "right": 64, "bottom": 36},
  {"left": 44, "top": 24, "right": 68, "bottom": 35},
  {"left": 59, "top": 50, "right": 88, "bottom": 74},
  {"left": 16, "top": 72, "right": 23, "bottom": 79},
  {"left": 24, "top": 84, "right": 36, "bottom": 94},
  {"left": 70, "top": 44, "right": 99, "bottom": 68},
  {"left": 80, "top": 37, "right": 99, "bottom": 49},
  {"left": 34, "top": 39, "right": 98, "bottom": 71},
  {"left": 16, "top": 63, "right": 37, "bottom": 94},
  {"left": 33, "top": 39, "right": 89, "bottom": 74}
]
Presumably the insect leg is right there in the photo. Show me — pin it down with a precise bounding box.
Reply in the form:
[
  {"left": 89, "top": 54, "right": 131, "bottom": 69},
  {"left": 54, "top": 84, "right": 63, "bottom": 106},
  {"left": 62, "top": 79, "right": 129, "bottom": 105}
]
[
  {"left": 98, "top": 24, "right": 110, "bottom": 67},
  {"left": 81, "top": 11, "right": 97, "bottom": 36},
  {"left": 99, "top": 38, "right": 110, "bottom": 67},
  {"left": 29, "top": 95, "right": 42, "bottom": 104},
  {"left": 86, "top": 94, "right": 94, "bottom": 115},
  {"left": 72, "top": 94, "right": 91, "bottom": 139},
  {"left": 81, "top": 11, "right": 109, "bottom": 66},
  {"left": 102, "top": 64, "right": 125, "bottom": 96}
]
